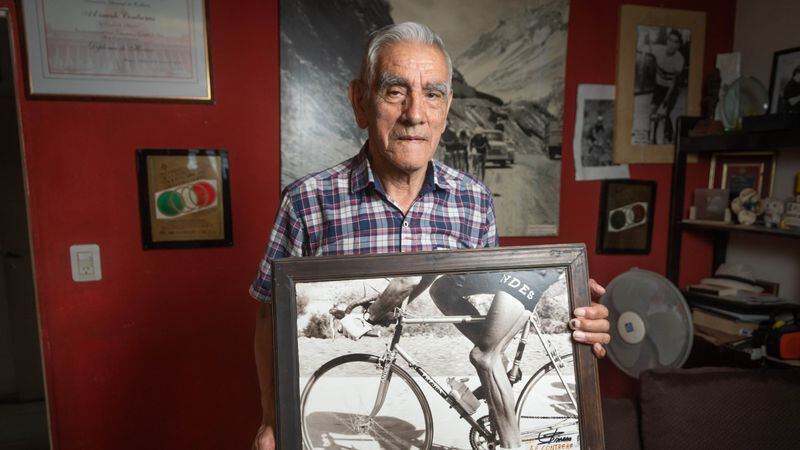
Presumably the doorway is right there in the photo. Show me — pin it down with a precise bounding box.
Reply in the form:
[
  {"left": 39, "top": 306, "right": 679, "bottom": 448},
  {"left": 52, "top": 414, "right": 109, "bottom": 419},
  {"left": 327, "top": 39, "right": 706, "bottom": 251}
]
[{"left": 0, "top": 9, "right": 50, "bottom": 450}]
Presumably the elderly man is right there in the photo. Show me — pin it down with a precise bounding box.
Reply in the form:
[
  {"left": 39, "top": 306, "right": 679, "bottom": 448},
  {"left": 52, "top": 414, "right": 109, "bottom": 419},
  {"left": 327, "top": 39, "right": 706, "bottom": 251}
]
[{"left": 252, "top": 22, "right": 609, "bottom": 450}]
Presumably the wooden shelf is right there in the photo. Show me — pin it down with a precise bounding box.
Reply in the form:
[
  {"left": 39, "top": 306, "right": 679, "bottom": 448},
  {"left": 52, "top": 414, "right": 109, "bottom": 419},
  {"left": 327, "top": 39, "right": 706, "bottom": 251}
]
[
  {"left": 681, "top": 128, "right": 800, "bottom": 153},
  {"left": 684, "top": 290, "right": 800, "bottom": 314},
  {"left": 681, "top": 220, "right": 800, "bottom": 239}
]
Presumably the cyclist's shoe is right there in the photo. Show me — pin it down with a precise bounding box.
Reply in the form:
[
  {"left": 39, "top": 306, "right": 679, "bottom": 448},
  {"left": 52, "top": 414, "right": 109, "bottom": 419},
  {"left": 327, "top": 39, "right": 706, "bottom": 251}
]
[{"left": 339, "top": 314, "right": 373, "bottom": 340}]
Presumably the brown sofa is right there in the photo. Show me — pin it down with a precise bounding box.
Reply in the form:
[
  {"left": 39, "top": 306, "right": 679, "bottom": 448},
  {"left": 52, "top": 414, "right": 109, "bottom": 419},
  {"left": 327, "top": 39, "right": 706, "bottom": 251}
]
[{"left": 601, "top": 367, "right": 800, "bottom": 450}]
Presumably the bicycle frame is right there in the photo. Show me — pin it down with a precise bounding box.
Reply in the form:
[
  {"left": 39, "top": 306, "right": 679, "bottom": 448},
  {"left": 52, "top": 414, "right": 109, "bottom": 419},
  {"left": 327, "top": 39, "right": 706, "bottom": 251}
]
[{"left": 367, "top": 310, "right": 578, "bottom": 442}]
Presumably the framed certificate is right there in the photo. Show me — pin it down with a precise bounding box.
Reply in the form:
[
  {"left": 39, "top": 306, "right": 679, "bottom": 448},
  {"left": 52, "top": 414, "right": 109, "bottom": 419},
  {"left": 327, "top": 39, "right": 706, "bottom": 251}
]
[
  {"left": 136, "top": 149, "right": 232, "bottom": 249},
  {"left": 708, "top": 152, "right": 775, "bottom": 199},
  {"left": 20, "top": 0, "right": 212, "bottom": 101}
]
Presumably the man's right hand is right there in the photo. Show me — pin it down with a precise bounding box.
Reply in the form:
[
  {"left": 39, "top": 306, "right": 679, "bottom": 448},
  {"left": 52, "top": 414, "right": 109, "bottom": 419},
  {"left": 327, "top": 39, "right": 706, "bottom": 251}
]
[
  {"left": 339, "top": 313, "right": 373, "bottom": 340},
  {"left": 252, "top": 424, "right": 275, "bottom": 450}
]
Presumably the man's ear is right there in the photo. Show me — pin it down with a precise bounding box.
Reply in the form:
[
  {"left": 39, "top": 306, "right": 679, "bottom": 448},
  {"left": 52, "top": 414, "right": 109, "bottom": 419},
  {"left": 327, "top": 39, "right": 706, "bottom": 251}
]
[
  {"left": 440, "top": 90, "right": 454, "bottom": 134},
  {"left": 348, "top": 80, "right": 369, "bottom": 129}
]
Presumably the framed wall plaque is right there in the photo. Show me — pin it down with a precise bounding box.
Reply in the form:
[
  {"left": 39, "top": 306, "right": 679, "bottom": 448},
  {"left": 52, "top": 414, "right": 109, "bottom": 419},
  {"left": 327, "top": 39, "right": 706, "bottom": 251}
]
[
  {"left": 271, "top": 245, "right": 604, "bottom": 449},
  {"left": 708, "top": 152, "right": 775, "bottom": 199},
  {"left": 136, "top": 149, "right": 232, "bottom": 249},
  {"left": 20, "top": 0, "right": 213, "bottom": 101},
  {"left": 597, "top": 180, "right": 657, "bottom": 254}
]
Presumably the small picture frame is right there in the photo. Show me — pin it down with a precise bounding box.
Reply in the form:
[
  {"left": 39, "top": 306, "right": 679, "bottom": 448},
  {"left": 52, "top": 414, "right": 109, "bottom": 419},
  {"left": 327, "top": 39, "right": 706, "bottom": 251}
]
[
  {"left": 708, "top": 152, "right": 775, "bottom": 199},
  {"left": 597, "top": 180, "right": 657, "bottom": 254},
  {"left": 693, "top": 188, "right": 729, "bottom": 222},
  {"left": 767, "top": 46, "right": 800, "bottom": 114},
  {"left": 270, "top": 245, "right": 605, "bottom": 449},
  {"left": 613, "top": 5, "right": 706, "bottom": 163},
  {"left": 136, "top": 149, "right": 232, "bottom": 249}
]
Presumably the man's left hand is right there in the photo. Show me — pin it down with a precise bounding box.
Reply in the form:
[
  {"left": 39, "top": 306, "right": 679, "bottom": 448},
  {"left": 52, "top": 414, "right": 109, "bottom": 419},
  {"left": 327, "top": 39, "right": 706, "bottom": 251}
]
[{"left": 570, "top": 278, "right": 610, "bottom": 359}]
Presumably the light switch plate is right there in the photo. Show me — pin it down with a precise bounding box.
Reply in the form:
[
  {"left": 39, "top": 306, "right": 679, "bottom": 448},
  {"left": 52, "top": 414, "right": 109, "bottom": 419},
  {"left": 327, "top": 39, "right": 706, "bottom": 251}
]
[{"left": 70, "top": 244, "right": 101, "bottom": 282}]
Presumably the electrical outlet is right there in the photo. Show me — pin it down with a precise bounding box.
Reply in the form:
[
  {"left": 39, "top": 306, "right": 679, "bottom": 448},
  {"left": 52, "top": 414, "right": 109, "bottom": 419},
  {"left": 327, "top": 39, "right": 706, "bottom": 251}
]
[{"left": 70, "top": 244, "right": 102, "bottom": 282}]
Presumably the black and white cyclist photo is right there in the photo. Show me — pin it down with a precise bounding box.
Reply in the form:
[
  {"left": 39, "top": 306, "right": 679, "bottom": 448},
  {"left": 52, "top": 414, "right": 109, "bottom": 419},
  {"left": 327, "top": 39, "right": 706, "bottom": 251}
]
[
  {"left": 631, "top": 25, "right": 691, "bottom": 146},
  {"left": 768, "top": 47, "right": 800, "bottom": 114},
  {"left": 295, "top": 270, "right": 580, "bottom": 449},
  {"left": 281, "top": 0, "right": 568, "bottom": 237},
  {"left": 572, "top": 84, "right": 629, "bottom": 181}
]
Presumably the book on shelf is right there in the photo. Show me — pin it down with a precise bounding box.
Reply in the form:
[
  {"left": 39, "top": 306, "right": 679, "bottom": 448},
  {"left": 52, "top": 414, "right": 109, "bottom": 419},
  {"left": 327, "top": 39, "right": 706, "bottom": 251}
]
[
  {"left": 687, "top": 283, "right": 738, "bottom": 297},
  {"left": 692, "top": 308, "right": 761, "bottom": 337}
]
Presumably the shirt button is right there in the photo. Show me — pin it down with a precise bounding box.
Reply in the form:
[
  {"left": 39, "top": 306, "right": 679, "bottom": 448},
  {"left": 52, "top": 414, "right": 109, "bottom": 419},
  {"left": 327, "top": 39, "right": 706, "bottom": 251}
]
[{"left": 402, "top": 221, "right": 409, "bottom": 228}]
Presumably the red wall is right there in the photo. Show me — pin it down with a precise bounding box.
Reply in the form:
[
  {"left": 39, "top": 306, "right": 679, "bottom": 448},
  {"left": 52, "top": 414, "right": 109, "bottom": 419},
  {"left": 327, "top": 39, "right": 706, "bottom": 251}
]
[{"left": 1, "top": 0, "right": 733, "bottom": 448}]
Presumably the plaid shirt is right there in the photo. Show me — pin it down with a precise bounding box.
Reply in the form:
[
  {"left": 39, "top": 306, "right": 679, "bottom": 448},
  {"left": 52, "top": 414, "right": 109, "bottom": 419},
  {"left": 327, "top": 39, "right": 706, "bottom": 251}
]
[{"left": 249, "top": 145, "right": 498, "bottom": 302}]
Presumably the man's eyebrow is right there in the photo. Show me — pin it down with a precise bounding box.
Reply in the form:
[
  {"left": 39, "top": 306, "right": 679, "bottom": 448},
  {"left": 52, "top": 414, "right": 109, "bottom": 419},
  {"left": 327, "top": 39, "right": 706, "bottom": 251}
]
[
  {"left": 425, "top": 82, "right": 448, "bottom": 95},
  {"left": 378, "top": 73, "right": 410, "bottom": 90}
]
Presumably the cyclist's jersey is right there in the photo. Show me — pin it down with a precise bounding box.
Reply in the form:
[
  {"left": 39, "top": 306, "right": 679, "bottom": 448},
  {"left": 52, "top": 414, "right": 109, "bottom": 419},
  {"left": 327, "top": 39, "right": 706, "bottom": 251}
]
[{"left": 430, "top": 269, "right": 562, "bottom": 312}]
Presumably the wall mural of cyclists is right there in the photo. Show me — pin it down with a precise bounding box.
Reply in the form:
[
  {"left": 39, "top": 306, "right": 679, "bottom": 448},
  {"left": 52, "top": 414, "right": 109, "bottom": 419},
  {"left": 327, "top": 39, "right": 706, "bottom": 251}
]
[
  {"left": 612, "top": 6, "right": 706, "bottom": 164},
  {"left": 270, "top": 246, "right": 605, "bottom": 449},
  {"left": 280, "top": 0, "right": 569, "bottom": 236}
]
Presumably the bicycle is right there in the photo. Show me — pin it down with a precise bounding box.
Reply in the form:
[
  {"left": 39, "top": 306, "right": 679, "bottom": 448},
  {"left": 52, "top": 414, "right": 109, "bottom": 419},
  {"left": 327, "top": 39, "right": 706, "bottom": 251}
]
[{"left": 300, "top": 292, "right": 579, "bottom": 449}]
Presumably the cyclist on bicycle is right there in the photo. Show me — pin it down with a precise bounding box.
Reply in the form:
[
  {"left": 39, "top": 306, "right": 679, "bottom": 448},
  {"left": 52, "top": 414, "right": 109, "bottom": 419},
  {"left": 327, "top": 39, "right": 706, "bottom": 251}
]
[
  {"left": 639, "top": 29, "right": 685, "bottom": 144},
  {"left": 340, "top": 270, "right": 571, "bottom": 449}
]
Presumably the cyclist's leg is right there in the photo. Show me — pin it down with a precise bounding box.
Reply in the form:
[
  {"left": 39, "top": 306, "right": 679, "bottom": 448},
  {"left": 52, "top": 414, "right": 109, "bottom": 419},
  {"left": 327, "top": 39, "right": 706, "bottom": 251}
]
[{"left": 470, "top": 291, "right": 529, "bottom": 448}]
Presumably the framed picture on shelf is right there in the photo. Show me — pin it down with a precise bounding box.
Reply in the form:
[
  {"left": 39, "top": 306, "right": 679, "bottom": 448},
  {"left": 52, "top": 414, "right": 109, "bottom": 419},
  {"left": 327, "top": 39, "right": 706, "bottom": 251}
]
[
  {"left": 708, "top": 152, "right": 775, "bottom": 199},
  {"left": 270, "top": 245, "right": 604, "bottom": 449},
  {"left": 767, "top": 46, "right": 800, "bottom": 114},
  {"left": 20, "top": 0, "right": 213, "bottom": 101},
  {"left": 613, "top": 5, "right": 706, "bottom": 164},
  {"left": 136, "top": 149, "right": 232, "bottom": 249},
  {"left": 693, "top": 188, "right": 729, "bottom": 222},
  {"left": 597, "top": 180, "right": 657, "bottom": 254}
]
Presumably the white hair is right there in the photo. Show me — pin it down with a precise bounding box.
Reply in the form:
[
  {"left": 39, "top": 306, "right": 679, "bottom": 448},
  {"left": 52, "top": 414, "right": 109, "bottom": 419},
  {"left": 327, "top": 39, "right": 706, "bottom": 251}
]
[{"left": 359, "top": 22, "right": 453, "bottom": 91}]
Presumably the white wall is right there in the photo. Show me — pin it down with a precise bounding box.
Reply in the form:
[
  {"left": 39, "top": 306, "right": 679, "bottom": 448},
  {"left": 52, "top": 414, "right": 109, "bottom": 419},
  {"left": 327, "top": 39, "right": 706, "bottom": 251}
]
[{"left": 729, "top": 0, "right": 800, "bottom": 300}]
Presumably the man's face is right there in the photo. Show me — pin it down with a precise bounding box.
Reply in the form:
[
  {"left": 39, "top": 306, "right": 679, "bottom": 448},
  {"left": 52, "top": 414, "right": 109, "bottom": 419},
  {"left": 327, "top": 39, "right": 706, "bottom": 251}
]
[
  {"left": 350, "top": 42, "right": 452, "bottom": 177},
  {"left": 666, "top": 34, "right": 680, "bottom": 54}
]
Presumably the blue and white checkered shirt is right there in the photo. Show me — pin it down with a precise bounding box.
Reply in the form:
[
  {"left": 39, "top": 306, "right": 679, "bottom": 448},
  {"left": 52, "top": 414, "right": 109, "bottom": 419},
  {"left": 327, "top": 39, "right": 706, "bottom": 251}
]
[{"left": 249, "top": 145, "right": 498, "bottom": 302}]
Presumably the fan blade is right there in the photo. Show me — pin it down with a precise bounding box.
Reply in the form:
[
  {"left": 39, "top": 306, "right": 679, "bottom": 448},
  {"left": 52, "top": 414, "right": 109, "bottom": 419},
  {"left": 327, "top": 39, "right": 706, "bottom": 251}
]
[
  {"left": 609, "top": 274, "right": 656, "bottom": 314},
  {"left": 648, "top": 311, "right": 688, "bottom": 366},
  {"left": 610, "top": 341, "right": 642, "bottom": 371}
]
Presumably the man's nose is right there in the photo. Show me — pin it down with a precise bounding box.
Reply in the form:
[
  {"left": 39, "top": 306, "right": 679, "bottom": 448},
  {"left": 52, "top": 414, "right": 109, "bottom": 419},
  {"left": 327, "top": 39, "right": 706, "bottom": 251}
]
[{"left": 401, "top": 91, "right": 425, "bottom": 125}]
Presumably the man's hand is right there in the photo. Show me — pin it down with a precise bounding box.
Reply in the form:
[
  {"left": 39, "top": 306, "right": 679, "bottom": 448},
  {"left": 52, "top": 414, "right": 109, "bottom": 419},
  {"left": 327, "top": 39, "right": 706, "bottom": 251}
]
[
  {"left": 252, "top": 424, "right": 275, "bottom": 450},
  {"left": 570, "top": 278, "right": 610, "bottom": 358},
  {"left": 339, "top": 313, "right": 373, "bottom": 340}
]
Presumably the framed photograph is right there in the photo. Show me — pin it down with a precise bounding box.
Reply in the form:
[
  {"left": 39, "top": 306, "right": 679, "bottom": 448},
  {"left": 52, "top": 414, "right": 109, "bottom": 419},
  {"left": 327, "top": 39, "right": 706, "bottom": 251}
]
[
  {"left": 692, "top": 188, "right": 729, "bottom": 222},
  {"left": 767, "top": 46, "right": 800, "bottom": 114},
  {"left": 135, "top": 149, "right": 232, "bottom": 249},
  {"left": 271, "top": 245, "right": 604, "bottom": 449},
  {"left": 281, "top": 0, "right": 569, "bottom": 237},
  {"left": 597, "top": 180, "right": 657, "bottom": 254},
  {"left": 20, "top": 0, "right": 212, "bottom": 101},
  {"left": 708, "top": 152, "right": 775, "bottom": 199},
  {"left": 573, "top": 84, "right": 630, "bottom": 181},
  {"left": 613, "top": 5, "right": 705, "bottom": 163}
]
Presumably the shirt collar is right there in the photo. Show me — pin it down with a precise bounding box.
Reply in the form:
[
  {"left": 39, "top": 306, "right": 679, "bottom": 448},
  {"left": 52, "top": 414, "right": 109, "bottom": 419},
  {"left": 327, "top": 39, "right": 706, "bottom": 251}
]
[{"left": 350, "top": 141, "right": 458, "bottom": 194}]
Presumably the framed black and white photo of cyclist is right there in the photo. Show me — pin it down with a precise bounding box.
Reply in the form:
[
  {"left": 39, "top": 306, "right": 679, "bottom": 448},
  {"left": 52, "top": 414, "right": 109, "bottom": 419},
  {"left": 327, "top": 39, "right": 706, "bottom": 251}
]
[
  {"left": 613, "top": 6, "right": 706, "bottom": 164},
  {"left": 271, "top": 245, "right": 605, "bottom": 449},
  {"left": 767, "top": 46, "right": 800, "bottom": 114}
]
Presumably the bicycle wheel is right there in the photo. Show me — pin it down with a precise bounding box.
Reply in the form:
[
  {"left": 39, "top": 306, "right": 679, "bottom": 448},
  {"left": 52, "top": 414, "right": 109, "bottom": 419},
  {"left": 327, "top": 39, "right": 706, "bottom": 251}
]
[
  {"left": 515, "top": 353, "right": 579, "bottom": 447},
  {"left": 301, "top": 353, "right": 433, "bottom": 449}
]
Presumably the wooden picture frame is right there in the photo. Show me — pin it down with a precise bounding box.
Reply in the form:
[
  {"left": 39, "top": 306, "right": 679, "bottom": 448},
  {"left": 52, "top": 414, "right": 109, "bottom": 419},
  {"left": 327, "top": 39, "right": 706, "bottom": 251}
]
[
  {"left": 767, "top": 46, "right": 800, "bottom": 114},
  {"left": 708, "top": 152, "right": 775, "bottom": 199},
  {"left": 19, "top": 0, "right": 213, "bottom": 101},
  {"left": 597, "top": 180, "right": 657, "bottom": 254},
  {"left": 136, "top": 149, "right": 232, "bottom": 249},
  {"left": 613, "top": 5, "right": 705, "bottom": 163},
  {"left": 271, "top": 245, "right": 604, "bottom": 449}
]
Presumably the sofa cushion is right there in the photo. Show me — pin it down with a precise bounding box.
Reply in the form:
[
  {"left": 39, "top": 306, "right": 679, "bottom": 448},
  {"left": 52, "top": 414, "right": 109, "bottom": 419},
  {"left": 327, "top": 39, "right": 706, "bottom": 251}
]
[{"left": 639, "top": 367, "right": 800, "bottom": 449}]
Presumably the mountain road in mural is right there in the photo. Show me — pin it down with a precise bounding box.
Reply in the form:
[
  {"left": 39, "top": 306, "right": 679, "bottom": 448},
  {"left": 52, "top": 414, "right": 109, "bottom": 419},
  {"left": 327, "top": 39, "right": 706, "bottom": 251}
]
[{"left": 484, "top": 153, "right": 559, "bottom": 236}]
